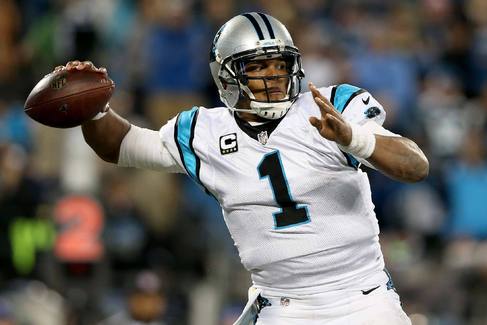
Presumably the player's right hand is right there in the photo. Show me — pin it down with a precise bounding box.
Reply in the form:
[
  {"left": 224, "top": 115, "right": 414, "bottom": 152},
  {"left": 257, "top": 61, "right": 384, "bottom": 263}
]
[
  {"left": 309, "top": 82, "right": 353, "bottom": 147},
  {"left": 54, "top": 60, "right": 107, "bottom": 76}
]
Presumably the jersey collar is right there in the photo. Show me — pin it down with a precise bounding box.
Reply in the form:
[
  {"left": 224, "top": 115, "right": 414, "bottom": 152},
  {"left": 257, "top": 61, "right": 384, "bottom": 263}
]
[{"left": 234, "top": 112, "right": 285, "bottom": 143}]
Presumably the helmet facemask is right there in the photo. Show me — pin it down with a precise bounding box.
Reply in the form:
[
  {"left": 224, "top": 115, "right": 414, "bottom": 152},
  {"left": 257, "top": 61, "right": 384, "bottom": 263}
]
[{"left": 219, "top": 45, "right": 304, "bottom": 119}]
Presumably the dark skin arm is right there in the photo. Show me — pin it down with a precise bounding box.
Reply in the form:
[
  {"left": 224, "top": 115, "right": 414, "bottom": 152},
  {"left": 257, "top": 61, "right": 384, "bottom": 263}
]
[
  {"left": 81, "top": 109, "right": 131, "bottom": 163},
  {"left": 60, "top": 61, "right": 131, "bottom": 163},
  {"left": 308, "top": 83, "right": 429, "bottom": 183},
  {"left": 366, "top": 136, "right": 429, "bottom": 182}
]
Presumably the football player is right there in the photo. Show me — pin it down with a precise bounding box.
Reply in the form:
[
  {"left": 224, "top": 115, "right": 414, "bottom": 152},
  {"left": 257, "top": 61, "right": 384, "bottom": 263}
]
[{"left": 62, "top": 12, "right": 428, "bottom": 325}]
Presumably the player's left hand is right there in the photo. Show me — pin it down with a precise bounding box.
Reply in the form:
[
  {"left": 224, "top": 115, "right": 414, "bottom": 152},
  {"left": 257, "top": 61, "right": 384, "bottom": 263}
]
[{"left": 308, "top": 82, "right": 352, "bottom": 147}]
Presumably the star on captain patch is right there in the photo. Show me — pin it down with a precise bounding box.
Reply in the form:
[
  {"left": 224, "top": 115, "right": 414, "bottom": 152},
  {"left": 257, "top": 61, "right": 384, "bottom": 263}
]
[{"left": 257, "top": 131, "right": 269, "bottom": 145}]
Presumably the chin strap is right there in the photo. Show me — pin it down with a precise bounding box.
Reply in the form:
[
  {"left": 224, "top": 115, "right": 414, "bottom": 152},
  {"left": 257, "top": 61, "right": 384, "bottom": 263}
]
[
  {"left": 228, "top": 100, "right": 292, "bottom": 120},
  {"left": 250, "top": 100, "right": 292, "bottom": 119},
  {"left": 234, "top": 83, "right": 292, "bottom": 120}
]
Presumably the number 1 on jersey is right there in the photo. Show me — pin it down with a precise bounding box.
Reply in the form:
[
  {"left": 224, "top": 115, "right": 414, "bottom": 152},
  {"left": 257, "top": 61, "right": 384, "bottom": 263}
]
[{"left": 258, "top": 151, "right": 310, "bottom": 228}]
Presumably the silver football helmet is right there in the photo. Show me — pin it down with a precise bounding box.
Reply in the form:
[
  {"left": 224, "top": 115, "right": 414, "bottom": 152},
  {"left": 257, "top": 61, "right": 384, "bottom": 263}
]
[{"left": 209, "top": 12, "right": 305, "bottom": 119}]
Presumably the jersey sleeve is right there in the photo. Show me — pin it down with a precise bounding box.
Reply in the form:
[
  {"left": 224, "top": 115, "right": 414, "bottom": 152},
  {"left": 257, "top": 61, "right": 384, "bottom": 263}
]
[
  {"left": 159, "top": 108, "right": 201, "bottom": 176},
  {"left": 159, "top": 106, "right": 212, "bottom": 194},
  {"left": 158, "top": 115, "right": 187, "bottom": 173},
  {"left": 117, "top": 123, "right": 183, "bottom": 173},
  {"left": 330, "top": 84, "right": 386, "bottom": 126}
]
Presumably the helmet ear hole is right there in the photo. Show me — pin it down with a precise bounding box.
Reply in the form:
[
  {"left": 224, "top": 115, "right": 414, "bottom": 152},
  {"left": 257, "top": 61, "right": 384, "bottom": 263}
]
[{"left": 219, "top": 77, "right": 229, "bottom": 90}]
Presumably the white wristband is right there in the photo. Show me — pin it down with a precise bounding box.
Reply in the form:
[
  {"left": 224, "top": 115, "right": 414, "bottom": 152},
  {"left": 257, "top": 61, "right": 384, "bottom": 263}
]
[
  {"left": 91, "top": 104, "right": 110, "bottom": 120},
  {"left": 338, "top": 123, "right": 376, "bottom": 159}
]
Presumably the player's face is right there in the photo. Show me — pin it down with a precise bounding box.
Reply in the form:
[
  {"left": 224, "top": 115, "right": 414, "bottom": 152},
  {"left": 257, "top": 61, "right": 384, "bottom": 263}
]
[{"left": 244, "top": 59, "right": 289, "bottom": 102}]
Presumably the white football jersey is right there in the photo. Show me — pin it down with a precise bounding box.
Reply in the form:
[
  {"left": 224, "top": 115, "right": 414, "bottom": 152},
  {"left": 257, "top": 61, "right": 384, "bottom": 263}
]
[{"left": 159, "top": 84, "right": 390, "bottom": 295}]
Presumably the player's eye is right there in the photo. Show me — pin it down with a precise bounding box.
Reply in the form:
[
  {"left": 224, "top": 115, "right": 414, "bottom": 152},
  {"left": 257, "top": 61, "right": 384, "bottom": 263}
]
[
  {"left": 245, "top": 63, "right": 262, "bottom": 72},
  {"left": 276, "top": 63, "right": 287, "bottom": 71}
]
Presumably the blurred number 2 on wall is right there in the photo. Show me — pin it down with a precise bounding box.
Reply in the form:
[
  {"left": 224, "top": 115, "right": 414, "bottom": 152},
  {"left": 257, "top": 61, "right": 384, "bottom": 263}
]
[{"left": 54, "top": 195, "right": 104, "bottom": 262}]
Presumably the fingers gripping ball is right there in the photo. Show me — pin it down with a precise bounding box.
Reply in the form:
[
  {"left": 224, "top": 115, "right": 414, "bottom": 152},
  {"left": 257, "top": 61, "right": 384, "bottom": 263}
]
[{"left": 24, "top": 69, "right": 115, "bottom": 128}]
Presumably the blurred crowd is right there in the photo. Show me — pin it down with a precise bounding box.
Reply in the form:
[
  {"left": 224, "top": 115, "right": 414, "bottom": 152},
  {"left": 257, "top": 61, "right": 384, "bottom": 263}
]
[{"left": 1, "top": 0, "right": 487, "bottom": 324}]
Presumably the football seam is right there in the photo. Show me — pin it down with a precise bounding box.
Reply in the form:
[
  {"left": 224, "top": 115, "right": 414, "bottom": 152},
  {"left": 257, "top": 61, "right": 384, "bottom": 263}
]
[{"left": 24, "top": 84, "right": 115, "bottom": 111}]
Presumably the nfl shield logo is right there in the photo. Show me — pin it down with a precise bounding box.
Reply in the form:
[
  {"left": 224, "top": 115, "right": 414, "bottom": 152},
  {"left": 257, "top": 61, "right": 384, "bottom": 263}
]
[
  {"left": 257, "top": 131, "right": 268, "bottom": 145},
  {"left": 51, "top": 74, "right": 67, "bottom": 89}
]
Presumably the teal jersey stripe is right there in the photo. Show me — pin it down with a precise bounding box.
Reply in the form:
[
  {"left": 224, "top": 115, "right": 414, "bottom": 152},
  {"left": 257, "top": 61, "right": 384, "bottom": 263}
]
[
  {"left": 333, "top": 84, "right": 362, "bottom": 113},
  {"left": 176, "top": 106, "right": 199, "bottom": 180},
  {"left": 332, "top": 84, "right": 363, "bottom": 169}
]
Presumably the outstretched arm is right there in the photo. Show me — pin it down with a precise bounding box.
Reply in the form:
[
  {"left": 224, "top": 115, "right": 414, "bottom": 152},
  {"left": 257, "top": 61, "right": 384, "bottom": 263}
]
[
  {"left": 308, "top": 83, "right": 429, "bottom": 183},
  {"left": 81, "top": 109, "right": 131, "bottom": 163}
]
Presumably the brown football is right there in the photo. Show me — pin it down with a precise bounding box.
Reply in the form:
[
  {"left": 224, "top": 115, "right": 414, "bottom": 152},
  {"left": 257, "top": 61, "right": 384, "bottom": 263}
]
[{"left": 24, "top": 69, "right": 115, "bottom": 128}]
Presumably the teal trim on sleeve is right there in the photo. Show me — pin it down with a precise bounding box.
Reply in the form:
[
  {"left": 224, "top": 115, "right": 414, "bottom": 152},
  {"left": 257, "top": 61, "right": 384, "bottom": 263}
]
[
  {"left": 174, "top": 107, "right": 215, "bottom": 198},
  {"left": 333, "top": 84, "right": 362, "bottom": 113},
  {"left": 333, "top": 84, "right": 363, "bottom": 169},
  {"left": 176, "top": 106, "right": 199, "bottom": 180}
]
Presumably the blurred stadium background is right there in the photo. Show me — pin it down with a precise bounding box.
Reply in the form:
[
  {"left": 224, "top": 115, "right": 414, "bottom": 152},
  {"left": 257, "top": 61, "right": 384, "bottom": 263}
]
[{"left": 1, "top": 0, "right": 487, "bottom": 324}]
